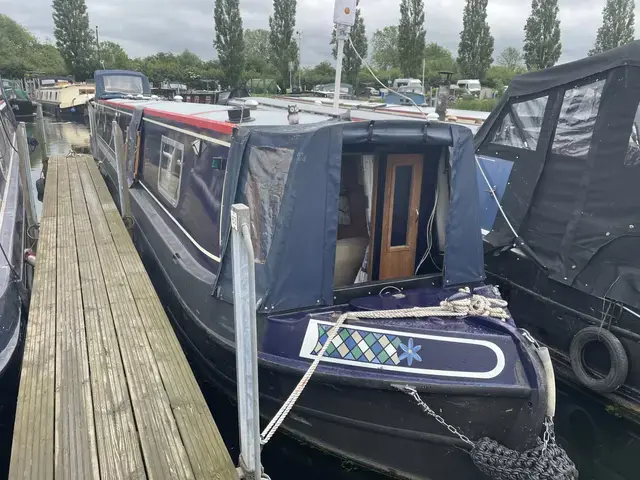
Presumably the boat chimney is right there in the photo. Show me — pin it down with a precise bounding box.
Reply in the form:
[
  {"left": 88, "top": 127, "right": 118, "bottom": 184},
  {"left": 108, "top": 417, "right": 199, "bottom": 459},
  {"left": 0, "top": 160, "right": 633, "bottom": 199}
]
[{"left": 228, "top": 107, "right": 251, "bottom": 123}]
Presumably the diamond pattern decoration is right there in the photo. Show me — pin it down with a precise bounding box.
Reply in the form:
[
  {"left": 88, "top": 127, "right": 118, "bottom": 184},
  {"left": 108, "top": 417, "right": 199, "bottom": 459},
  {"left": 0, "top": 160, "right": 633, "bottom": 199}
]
[{"left": 312, "top": 324, "right": 403, "bottom": 366}]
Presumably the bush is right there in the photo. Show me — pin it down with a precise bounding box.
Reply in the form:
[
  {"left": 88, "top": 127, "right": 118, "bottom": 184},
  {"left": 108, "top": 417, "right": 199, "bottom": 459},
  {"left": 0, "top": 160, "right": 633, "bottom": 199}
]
[{"left": 452, "top": 97, "right": 499, "bottom": 112}]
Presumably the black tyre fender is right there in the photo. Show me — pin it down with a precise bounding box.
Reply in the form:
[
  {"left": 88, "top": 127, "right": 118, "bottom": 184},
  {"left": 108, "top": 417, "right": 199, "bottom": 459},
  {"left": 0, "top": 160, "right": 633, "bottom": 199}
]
[{"left": 569, "top": 326, "right": 628, "bottom": 393}]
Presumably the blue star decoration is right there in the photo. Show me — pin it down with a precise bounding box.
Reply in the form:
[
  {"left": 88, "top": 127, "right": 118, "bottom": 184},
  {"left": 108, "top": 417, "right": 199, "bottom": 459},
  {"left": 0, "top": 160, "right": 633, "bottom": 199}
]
[{"left": 398, "top": 338, "right": 422, "bottom": 366}]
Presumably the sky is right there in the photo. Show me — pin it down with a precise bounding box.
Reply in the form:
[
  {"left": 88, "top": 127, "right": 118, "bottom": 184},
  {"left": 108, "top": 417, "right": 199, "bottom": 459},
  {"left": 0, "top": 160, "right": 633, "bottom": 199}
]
[{"left": 1, "top": 0, "right": 637, "bottom": 66}]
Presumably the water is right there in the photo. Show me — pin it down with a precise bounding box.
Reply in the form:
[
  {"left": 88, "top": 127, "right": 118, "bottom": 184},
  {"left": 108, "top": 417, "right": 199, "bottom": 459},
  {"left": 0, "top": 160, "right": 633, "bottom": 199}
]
[{"left": 5, "top": 117, "right": 640, "bottom": 479}]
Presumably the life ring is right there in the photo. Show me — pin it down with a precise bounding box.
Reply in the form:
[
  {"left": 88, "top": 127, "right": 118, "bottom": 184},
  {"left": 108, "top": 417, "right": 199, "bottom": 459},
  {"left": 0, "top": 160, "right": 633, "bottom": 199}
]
[{"left": 569, "top": 326, "right": 628, "bottom": 393}]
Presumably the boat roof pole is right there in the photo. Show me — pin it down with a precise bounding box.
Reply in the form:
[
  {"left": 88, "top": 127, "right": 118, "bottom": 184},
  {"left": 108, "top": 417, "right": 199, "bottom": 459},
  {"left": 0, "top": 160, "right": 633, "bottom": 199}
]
[{"left": 332, "top": 0, "right": 357, "bottom": 110}]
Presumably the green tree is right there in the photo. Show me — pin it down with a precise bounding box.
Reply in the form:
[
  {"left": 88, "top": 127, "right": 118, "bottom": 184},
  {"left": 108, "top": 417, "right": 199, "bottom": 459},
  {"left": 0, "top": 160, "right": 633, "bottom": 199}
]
[
  {"left": 213, "top": 0, "right": 245, "bottom": 87},
  {"left": 371, "top": 26, "right": 399, "bottom": 71},
  {"left": 0, "top": 15, "right": 67, "bottom": 77},
  {"left": 98, "top": 41, "right": 131, "bottom": 70},
  {"left": 498, "top": 47, "right": 524, "bottom": 71},
  {"left": 331, "top": 0, "right": 368, "bottom": 89},
  {"left": 457, "top": 0, "right": 494, "bottom": 80},
  {"left": 423, "top": 43, "right": 456, "bottom": 85},
  {"left": 301, "top": 61, "right": 336, "bottom": 87},
  {"left": 269, "top": 0, "right": 297, "bottom": 88},
  {"left": 398, "top": 0, "right": 426, "bottom": 77},
  {"left": 523, "top": 0, "right": 561, "bottom": 70},
  {"left": 590, "top": 0, "right": 635, "bottom": 55},
  {"left": 484, "top": 65, "right": 525, "bottom": 90},
  {"left": 244, "top": 29, "right": 273, "bottom": 74},
  {"left": 52, "top": 0, "right": 95, "bottom": 80}
]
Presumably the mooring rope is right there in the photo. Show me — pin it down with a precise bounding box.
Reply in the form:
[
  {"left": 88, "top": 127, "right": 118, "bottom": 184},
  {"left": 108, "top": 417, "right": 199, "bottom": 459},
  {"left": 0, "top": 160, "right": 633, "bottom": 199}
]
[{"left": 260, "top": 288, "right": 510, "bottom": 445}]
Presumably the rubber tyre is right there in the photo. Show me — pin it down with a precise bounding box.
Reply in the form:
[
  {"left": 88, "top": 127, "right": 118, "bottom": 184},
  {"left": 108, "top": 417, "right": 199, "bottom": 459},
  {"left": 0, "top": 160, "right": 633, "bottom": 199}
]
[{"left": 569, "top": 326, "right": 628, "bottom": 393}]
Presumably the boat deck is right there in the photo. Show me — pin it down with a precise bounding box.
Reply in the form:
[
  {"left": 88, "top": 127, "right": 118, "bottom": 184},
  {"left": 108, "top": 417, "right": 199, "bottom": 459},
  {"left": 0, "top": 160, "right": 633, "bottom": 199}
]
[{"left": 9, "top": 155, "right": 236, "bottom": 480}]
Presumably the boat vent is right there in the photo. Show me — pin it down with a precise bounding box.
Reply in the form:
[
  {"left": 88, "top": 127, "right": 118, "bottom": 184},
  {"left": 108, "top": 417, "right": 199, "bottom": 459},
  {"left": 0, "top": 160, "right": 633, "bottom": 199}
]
[{"left": 227, "top": 107, "right": 253, "bottom": 123}]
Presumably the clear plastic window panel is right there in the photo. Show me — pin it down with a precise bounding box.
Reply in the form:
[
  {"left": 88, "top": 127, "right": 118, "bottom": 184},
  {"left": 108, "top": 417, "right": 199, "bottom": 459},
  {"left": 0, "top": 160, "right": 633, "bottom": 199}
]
[
  {"left": 490, "top": 96, "right": 548, "bottom": 150},
  {"left": 241, "top": 146, "right": 294, "bottom": 263},
  {"left": 103, "top": 75, "right": 144, "bottom": 95},
  {"left": 552, "top": 79, "right": 605, "bottom": 158},
  {"left": 626, "top": 102, "right": 640, "bottom": 167},
  {"left": 158, "top": 136, "right": 184, "bottom": 205}
]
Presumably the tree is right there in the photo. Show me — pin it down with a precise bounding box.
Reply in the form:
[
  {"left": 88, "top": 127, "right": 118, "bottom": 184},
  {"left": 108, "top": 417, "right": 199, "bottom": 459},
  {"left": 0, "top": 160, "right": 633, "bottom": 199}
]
[
  {"left": 523, "top": 0, "right": 561, "bottom": 70},
  {"left": 590, "top": 0, "right": 635, "bottom": 55},
  {"left": 213, "top": 0, "right": 245, "bottom": 87},
  {"left": 331, "top": 0, "right": 368, "bottom": 88},
  {"left": 0, "top": 15, "right": 67, "bottom": 77},
  {"left": 398, "top": 0, "right": 426, "bottom": 78},
  {"left": 484, "top": 65, "right": 525, "bottom": 90},
  {"left": 244, "top": 29, "right": 273, "bottom": 74},
  {"left": 301, "top": 61, "right": 336, "bottom": 87},
  {"left": 457, "top": 0, "right": 494, "bottom": 80},
  {"left": 269, "top": 0, "right": 297, "bottom": 88},
  {"left": 371, "top": 26, "right": 399, "bottom": 70},
  {"left": 423, "top": 43, "right": 456, "bottom": 85},
  {"left": 498, "top": 47, "right": 524, "bottom": 71},
  {"left": 98, "top": 41, "right": 131, "bottom": 70},
  {"left": 52, "top": 0, "right": 95, "bottom": 80}
]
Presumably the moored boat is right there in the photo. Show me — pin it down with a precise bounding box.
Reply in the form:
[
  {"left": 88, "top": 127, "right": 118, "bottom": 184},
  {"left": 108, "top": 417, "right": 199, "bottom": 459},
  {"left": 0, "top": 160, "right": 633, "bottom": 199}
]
[
  {"left": 34, "top": 81, "right": 95, "bottom": 120},
  {"left": 1, "top": 80, "right": 36, "bottom": 119},
  {"left": 0, "top": 85, "right": 31, "bottom": 381},
  {"left": 88, "top": 68, "right": 575, "bottom": 480},
  {"left": 475, "top": 40, "right": 640, "bottom": 426}
]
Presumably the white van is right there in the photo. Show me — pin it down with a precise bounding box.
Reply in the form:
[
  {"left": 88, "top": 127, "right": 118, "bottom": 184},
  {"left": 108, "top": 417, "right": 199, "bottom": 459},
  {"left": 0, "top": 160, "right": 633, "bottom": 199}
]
[
  {"left": 392, "top": 78, "right": 422, "bottom": 89},
  {"left": 457, "top": 79, "right": 482, "bottom": 95}
]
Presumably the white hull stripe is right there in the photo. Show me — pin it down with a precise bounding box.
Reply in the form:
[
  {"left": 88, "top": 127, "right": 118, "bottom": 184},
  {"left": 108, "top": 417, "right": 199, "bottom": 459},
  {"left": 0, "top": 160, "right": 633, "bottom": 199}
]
[{"left": 300, "top": 319, "right": 506, "bottom": 380}]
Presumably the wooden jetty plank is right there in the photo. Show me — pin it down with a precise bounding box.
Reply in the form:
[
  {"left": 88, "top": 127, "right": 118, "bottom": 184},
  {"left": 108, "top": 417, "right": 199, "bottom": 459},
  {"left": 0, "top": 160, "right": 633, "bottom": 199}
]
[
  {"left": 11, "top": 154, "right": 236, "bottom": 480},
  {"left": 77, "top": 159, "right": 193, "bottom": 479},
  {"left": 53, "top": 158, "right": 100, "bottom": 480},
  {"left": 83, "top": 156, "right": 236, "bottom": 478},
  {"left": 67, "top": 157, "right": 146, "bottom": 479},
  {"left": 9, "top": 159, "right": 58, "bottom": 480}
]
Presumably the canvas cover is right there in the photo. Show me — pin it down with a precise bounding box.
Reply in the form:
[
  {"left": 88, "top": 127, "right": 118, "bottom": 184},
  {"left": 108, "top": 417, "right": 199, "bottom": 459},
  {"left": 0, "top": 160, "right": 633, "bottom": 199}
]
[
  {"left": 94, "top": 70, "right": 151, "bottom": 99},
  {"left": 477, "top": 40, "right": 640, "bottom": 309},
  {"left": 215, "top": 120, "right": 485, "bottom": 313}
]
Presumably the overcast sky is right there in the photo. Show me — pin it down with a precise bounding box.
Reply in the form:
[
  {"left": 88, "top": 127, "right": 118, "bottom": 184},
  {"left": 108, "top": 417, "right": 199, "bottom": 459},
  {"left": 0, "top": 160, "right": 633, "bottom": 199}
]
[{"left": 1, "top": 0, "right": 636, "bottom": 66}]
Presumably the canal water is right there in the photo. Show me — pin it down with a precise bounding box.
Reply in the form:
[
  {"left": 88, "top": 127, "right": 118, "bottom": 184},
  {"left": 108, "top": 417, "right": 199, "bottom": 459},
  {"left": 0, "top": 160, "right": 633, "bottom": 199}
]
[{"left": 2, "top": 117, "right": 638, "bottom": 480}]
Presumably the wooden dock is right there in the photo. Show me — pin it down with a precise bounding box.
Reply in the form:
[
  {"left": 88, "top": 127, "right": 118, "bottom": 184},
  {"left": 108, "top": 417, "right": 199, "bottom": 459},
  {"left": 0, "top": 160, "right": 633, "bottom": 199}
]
[{"left": 9, "top": 155, "right": 237, "bottom": 480}]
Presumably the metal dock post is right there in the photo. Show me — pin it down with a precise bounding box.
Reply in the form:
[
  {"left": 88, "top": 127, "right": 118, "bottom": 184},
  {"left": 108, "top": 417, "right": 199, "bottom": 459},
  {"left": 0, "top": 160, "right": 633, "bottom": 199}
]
[
  {"left": 16, "top": 122, "right": 38, "bottom": 228},
  {"left": 231, "top": 204, "right": 263, "bottom": 480},
  {"left": 112, "top": 120, "right": 131, "bottom": 220}
]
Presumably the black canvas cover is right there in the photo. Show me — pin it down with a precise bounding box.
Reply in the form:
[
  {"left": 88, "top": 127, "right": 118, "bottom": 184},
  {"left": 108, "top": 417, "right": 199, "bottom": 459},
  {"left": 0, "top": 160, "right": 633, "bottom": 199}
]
[
  {"left": 477, "top": 40, "right": 640, "bottom": 309},
  {"left": 215, "top": 120, "right": 485, "bottom": 313}
]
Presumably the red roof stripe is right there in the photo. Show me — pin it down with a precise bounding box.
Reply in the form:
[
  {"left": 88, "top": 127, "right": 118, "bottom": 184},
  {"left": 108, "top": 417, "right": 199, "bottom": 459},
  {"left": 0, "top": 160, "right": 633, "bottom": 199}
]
[
  {"left": 144, "top": 107, "right": 234, "bottom": 135},
  {"left": 100, "top": 99, "right": 234, "bottom": 135}
]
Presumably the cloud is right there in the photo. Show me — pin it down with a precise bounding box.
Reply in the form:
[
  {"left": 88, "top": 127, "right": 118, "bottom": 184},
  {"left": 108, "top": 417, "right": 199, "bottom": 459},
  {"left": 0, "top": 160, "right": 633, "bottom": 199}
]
[{"left": 2, "top": 0, "right": 636, "bottom": 66}]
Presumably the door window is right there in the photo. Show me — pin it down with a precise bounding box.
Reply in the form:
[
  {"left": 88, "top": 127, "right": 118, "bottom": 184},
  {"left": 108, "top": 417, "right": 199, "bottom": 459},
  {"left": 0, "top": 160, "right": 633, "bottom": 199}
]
[
  {"left": 158, "top": 135, "right": 184, "bottom": 206},
  {"left": 390, "top": 165, "right": 413, "bottom": 246}
]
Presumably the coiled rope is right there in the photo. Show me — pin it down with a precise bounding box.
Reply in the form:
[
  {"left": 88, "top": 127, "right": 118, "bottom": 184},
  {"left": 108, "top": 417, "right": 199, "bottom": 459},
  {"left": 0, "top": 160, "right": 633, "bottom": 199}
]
[{"left": 260, "top": 288, "right": 509, "bottom": 444}]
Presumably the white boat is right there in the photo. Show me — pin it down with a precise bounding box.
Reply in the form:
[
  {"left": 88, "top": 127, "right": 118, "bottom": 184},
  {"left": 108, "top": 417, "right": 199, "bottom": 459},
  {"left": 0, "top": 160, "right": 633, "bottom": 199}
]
[{"left": 34, "top": 82, "right": 95, "bottom": 120}]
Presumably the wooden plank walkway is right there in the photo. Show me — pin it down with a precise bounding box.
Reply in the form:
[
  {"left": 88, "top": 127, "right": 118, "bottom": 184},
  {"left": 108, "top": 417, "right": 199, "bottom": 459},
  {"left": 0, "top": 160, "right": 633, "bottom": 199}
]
[{"left": 9, "top": 155, "right": 237, "bottom": 480}]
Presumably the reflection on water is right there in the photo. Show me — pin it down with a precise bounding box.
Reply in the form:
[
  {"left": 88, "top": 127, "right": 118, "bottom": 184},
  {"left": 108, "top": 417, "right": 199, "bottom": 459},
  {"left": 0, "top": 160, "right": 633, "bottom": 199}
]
[{"left": 12, "top": 118, "right": 640, "bottom": 479}]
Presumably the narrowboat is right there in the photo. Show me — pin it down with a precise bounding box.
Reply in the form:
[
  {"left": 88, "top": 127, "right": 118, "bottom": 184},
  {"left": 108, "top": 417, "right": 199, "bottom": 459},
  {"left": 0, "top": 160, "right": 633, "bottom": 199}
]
[
  {"left": 0, "top": 89, "right": 31, "bottom": 380},
  {"left": 1, "top": 79, "right": 36, "bottom": 119},
  {"left": 34, "top": 82, "right": 95, "bottom": 120},
  {"left": 475, "top": 40, "right": 640, "bottom": 426},
  {"left": 88, "top": 69, "right": 569, "bottom": 480}
]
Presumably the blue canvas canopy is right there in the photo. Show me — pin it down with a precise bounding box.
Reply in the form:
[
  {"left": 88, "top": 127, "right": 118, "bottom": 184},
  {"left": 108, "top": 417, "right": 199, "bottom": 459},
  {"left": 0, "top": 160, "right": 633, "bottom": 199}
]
[
  {"left": 94, "top": 70, "right": 151, "bottom": 99},
  {"left": 214, "top": 119, "right": 485, "bottom": 312}
]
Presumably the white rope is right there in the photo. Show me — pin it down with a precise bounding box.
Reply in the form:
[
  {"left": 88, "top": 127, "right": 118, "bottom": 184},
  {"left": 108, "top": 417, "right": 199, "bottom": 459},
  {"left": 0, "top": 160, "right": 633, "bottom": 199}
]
[{"left": 260, "top": 288, "right": 509, "bottom": 445}]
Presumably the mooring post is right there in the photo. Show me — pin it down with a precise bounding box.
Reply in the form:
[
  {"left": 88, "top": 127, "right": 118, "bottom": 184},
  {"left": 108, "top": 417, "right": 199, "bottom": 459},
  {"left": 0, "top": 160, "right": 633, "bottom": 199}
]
[
  {"left": 16, "top": 123, "right": 38, "bottom": 228},
  {"left": 112, "top": 120, "right": 131, "bottom": 220},
  {"left": 88, "top": 103, "right": 97, "bottom": 158},
  {"left": 35, "top": 103, "right": 48, "bottom": 162},
  {"left": 231, "top": 204, "right": 262, "bottom": 480}
]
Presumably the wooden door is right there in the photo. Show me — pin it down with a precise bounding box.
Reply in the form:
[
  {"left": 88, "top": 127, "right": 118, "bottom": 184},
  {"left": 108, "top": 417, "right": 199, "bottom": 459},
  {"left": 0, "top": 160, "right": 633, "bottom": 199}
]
[{"left": 379, "top": 154, "right": 423, "bottom": 280}]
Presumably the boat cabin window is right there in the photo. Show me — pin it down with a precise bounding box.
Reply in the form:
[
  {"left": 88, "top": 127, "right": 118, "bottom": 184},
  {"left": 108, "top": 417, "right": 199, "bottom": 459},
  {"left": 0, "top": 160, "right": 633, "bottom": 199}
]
[
  {"left": 158, "top": 135, "right": 184, "bottom": 206},
  {"left": 103, "top": 75, "right": 144, "bottom": 95},
  {"left": 490, "top": 96, "right": 548, "bottom": 150},
  {"left": 552, "top": 79, "right": 605, "bottom": 158},
  {"left": 79, "top": 88, "right": 93, "bottom": 95},
  {"left": 241, "top": 146, "right": 294, "bottom": 263}
]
